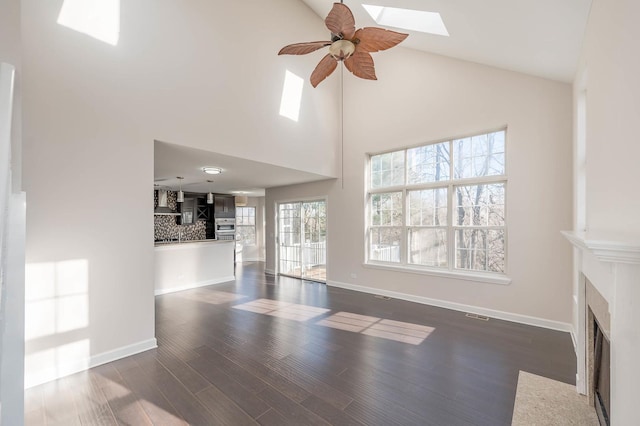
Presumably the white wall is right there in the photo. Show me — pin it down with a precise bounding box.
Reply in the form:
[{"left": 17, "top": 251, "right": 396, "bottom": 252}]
[
  {"left": 267, "top": 48, "right": 574, "bottom": 325},
  {"left": 21, "top": 0, "right": 338, "bottom": 386},
  {"left": 575, "top": 0, "right": 640, "bottom": 234},
  {"left": 571, "top": 0, "right": 640, "bottom": 423},
  {"left": 237, "top": 197, "right": 265, "bottom": 262}
]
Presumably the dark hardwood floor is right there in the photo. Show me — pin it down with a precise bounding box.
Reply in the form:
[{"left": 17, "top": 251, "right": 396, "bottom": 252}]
[{"left": 25, "top": 262, "right": 576, "bottom": 425}]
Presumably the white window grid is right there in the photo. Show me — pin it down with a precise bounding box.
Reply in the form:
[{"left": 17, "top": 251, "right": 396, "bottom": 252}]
[
  {"left": 236, "top": 206, "right": 256, "bottom": 246},
  {"left": 366, "top": 129, "right": 507, "bottom": 276}
]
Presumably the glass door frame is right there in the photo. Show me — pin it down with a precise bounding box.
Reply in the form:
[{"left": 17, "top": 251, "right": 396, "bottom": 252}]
[{"left": 276, "top": 197, "right": 328, "bottom": 283}]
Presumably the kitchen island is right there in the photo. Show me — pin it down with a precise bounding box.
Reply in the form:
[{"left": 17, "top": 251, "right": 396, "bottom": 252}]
[{"left": 154, "top": 239, "right": 235, "bottom": 295}]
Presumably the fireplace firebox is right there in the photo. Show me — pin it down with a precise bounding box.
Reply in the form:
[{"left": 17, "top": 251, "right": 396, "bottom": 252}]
[{"left": 593, "top": 320, "right": 610, "bottom": 425}]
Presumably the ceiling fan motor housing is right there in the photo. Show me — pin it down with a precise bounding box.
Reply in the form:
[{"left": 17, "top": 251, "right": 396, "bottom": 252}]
[{"left": 329, "top": 40, "right": 356, "bottom": 61}]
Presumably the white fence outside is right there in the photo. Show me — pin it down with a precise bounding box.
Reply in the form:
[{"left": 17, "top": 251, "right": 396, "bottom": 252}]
[
  {"left": 371, "top": 245, "right": 401, "bottom": 262},
  {"left": 280, "top": 241, "right": 326, "bottom": 269}
]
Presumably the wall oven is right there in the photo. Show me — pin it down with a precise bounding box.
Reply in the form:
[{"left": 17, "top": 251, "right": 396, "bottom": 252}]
[{"left": 215, "top": 218, "right": 236, "bottom": 240}]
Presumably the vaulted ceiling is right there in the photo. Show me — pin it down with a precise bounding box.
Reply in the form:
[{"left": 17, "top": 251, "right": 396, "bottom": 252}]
[
  {"left": 155, "top": 0, "right": 592, "bottom": 194},
  {"left": 300, "top": 0, "right": 592, "bottom": 82}
]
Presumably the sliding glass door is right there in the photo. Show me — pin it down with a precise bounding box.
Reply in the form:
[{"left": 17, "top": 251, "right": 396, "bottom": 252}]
[{"left": 278, "top": 200, "right": 327, "bottom": 282}]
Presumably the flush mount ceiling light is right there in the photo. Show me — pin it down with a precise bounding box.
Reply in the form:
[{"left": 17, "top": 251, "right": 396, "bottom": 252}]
[
  {"left": 202, "top": 167, "right": 222, "bottom": 175},
  {"left": 362, "top": 4, "right": 449, "bottom": 36},
  {"left": 278, "top": 2, "right": 408, "bottom": 87}
]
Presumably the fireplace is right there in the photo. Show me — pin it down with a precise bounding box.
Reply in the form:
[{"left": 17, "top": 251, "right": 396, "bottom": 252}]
[
  {"left": 593, "top": 318, "right": 610, "bottom": 425},
  {"left": 586, "top": 279, "right": 611, "bottom": 425},
  {"left": 563, "top": 230, "right": 640, "bottom": 426}
]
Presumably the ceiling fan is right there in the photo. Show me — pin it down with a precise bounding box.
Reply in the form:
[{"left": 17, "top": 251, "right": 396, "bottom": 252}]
[{"left": 278, "top": 2, "right": 408, "bottom": 87}]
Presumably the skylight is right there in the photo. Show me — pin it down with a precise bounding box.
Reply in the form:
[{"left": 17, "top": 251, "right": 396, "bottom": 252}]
[
  {"left": 57, "top": 0, "right": 120, "bottom": 46},
  {"left": 362, "top": 4, "right": 449, "bottom": 36}
]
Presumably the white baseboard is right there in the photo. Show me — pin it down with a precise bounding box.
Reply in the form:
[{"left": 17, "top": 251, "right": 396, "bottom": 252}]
[
  {"left": 265, "top": 269, "right": 276, "bottom": 275},
  {"left": 154, "top": 276, "right": 236, "bottom": 296},
  {"left": 240, "top": 258, "right": 265, "bottom": 263},
  {"left": 25, "top": 338, "right": 157, "bottom": 389},
  {"left": 327, "top": 280, "right": 573, "bottom": 333}
]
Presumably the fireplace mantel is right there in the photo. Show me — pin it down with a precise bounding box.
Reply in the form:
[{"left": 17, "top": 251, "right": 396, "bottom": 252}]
[
  {"left": 563, "top": 230, "right": 640, "bottom": 426},
  {"left": 562, "top": 230, "right": 640, "bottom": 264}
]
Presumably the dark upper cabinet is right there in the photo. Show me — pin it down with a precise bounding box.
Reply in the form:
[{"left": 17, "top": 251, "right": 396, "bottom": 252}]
[{"left": 214, "top": 196, "right": 235, "bottom": 218}]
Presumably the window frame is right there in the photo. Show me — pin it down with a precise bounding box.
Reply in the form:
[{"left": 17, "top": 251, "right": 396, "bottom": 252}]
[
  {"left": 365, "top": 128, "right": 510, "bottom": 285},
  {"left": 235, "top": 206, "right": 257, "bottom": 246}
]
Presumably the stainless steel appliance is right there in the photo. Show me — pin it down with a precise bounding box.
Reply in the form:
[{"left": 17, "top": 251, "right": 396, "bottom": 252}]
[{"left": 215, "top": 218, "right": 236, "bottom": 240}]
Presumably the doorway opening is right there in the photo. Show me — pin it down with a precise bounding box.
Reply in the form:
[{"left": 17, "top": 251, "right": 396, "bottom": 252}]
[{"left": 277, "top": 200, "right": 327, "bottom": 282}]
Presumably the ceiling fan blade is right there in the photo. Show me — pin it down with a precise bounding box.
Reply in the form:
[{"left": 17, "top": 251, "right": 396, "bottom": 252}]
[
  {"left": 278, "top": 41, "right": 331, "bottom": 55},
  {"left": 325, "top": 3, "right": 356, "bottom": 40},
  {"left": 354, "top": 27, "right": 408, "bottom": 53},
  {"left": 310, "top": 54, "right": 338, "bottom": 87},
  {"left": 344, "top": 51, "right": 377, "bottom": 81}
]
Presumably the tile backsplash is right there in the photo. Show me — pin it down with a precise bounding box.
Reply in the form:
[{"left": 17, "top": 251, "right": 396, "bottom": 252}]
[
  {"left": 154, "top": 190, "right": 207, "bottom": 241},
  {"left": 154, "top": 189, "right": 178, "bottom": 211}
]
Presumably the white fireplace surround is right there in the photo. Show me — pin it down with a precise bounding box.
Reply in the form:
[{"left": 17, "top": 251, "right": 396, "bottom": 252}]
[{"left": 562, "top": 230, "right": 640, "bottom": 426}]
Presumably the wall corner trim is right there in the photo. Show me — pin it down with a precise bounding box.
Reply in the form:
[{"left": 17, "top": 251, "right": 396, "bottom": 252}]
[
  {"left": 327, "top": 280, "right": 573, "bottom": 333},
  {"left": 25, "top": 338, "right": 158, "bottom": 389},
  {"left": 570, "top": 327, "right": 578, "bottom": 352}
]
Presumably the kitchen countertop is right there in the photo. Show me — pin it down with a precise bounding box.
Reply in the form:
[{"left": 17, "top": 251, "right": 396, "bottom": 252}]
[{"left": 154, "top": 239, "right": 234, "bottom": 247}]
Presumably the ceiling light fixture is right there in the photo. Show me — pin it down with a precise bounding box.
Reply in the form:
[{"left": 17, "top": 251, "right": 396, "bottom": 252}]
[
  {"left": 206, "top": 180, "right": 214, "bottom": 204},
  {"left": 202, "top": 167, "right": 222, "bottom": 175},
  {"left": 176, "top": 176, "right": 184, "bottom": 203}
]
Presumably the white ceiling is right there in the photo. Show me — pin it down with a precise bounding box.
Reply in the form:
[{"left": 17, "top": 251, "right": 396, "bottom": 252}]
[
  {"left": 299, "top": 0, "right": 592, "bottom": 82},
  {"left": 154, "top": 141, "right": 333, "bottom": 197},
  {"left": 157, "top": 1, "right": 591, "bottom": 194}
]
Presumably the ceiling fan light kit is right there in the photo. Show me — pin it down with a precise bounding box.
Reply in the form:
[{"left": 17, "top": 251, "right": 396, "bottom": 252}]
[{"left": 278, "top": 2, "right": 408, "bottom": 87}]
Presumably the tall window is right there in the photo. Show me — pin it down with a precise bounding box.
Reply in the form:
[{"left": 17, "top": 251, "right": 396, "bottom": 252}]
[
  {"left": 236, "top": 207, "right": 256, "bottom": 245},
  {"left": 367, "top": 129, "right": 506, "bottom": 274}
]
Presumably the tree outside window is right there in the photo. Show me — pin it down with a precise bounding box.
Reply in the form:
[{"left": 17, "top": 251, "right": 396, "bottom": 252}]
[
  {"left": 236, "top": 207, "right": 256, "bottom": 246},
  {"left": 367, "top": 129, "right": 506, "bottom": 274}
]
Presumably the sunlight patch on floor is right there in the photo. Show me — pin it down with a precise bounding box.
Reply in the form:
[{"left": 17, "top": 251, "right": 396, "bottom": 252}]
[
  {"left": 316, "top": 311, "right": 379, "bottom": 332},
  {"left": 318, "top": 313, "right": 435, "bottom": 345},
  {"left": 177, "top": 289, "right": 246, "bottom": 305},
  {"left": 232, "top": 298, "right": 330, "bottom": 322},
  {"left": 233, "top": 299, "right": 434, "bottom": 345}
]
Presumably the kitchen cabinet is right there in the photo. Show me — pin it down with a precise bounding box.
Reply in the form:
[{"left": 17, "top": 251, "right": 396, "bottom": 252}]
[
  {"left": 214, "top": 196, "right": 235, "bottom": 218},
  {"left": 196, "top": 199, "right": 210, "bottom": 220}
]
